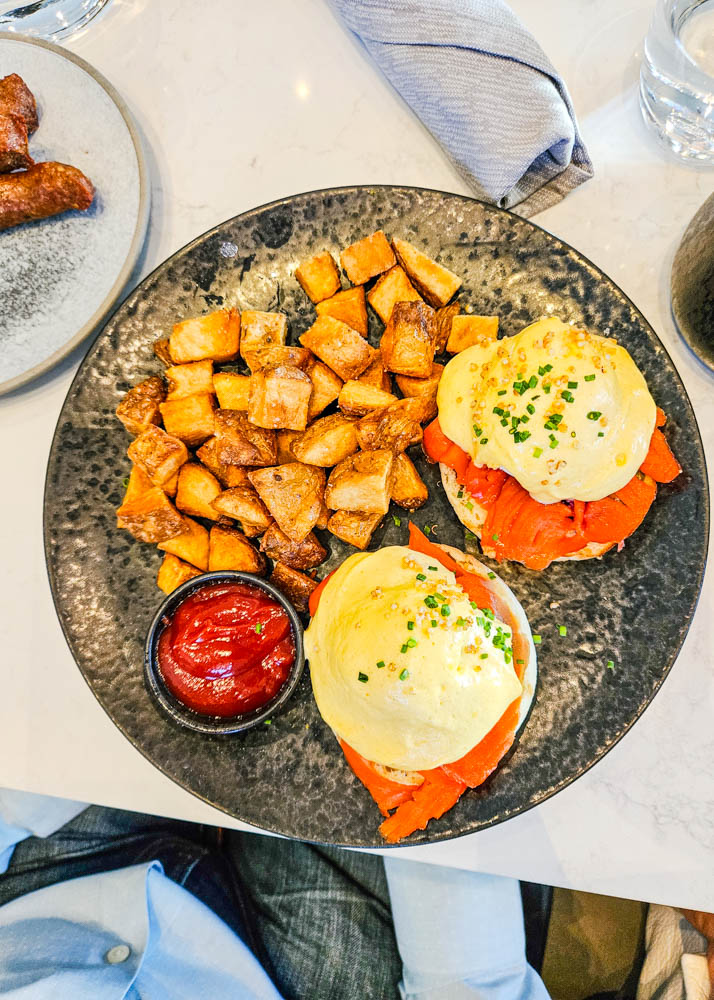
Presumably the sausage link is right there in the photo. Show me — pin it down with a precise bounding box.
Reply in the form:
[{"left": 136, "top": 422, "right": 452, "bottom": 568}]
[
  {"left": 0, "top": 161, "right": 94, "bottom": 231},
  {"left": 0, "top": 113, "right": 33, "bottom": 173},
  {"left": 0, "top": 74, "right": 39, "bottom": 133}
]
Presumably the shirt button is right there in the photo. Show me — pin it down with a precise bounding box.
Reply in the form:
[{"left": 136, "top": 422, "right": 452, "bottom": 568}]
[{"left": 105, "top": 944, "right": 131, "bottom": 964}]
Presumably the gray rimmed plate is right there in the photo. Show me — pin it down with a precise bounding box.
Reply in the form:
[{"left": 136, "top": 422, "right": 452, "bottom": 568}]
[
  {"left": 44, "top": 186, "right": 709, "bottom": 847},
  {"left": 0, "top": 33, "right": 149, "bottom": 394}
]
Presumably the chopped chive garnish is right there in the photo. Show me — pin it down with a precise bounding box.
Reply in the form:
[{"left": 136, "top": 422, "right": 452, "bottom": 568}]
[
  {"left": 492, "top": 533, "right": 499, "bottom": 541},
  {"left": 598, "top": 431, "right": 604, "bottom": 437},
  {"left": 255, "top": 623, "right": 263, "bottom": 634},
  {"left": 493, "top": 406, "right": 504, "bottom": 415},
  {"left": 480, "top": 653, "right": 489, "bottom": 659},
  {"left": 457, "top": 488, "right": 464, "bottom": 498},
  {"left": 561, "top": 390, "right": 574, "bottom": 403},
  {"left": 533, "top": 634, "right": 541, "bottom": 644},
  {"left": 416, "top": 573, "right": 427, "bottom": 581},
  {"left": 558, "top": 625, "right": 567, "bottom": 636},
  {"left": 514, "top": 430, "right": 531, "bottom": 443},
  {"left": 487, "top": 571, "right": 496, "bottom": 579},
  {"left": 424, "top": 525, "right": 431, "bottom": 535},
  {"left": 549, "top": 436, "right": 558, "bottom": 449},
  {"left": 528, "top": 375, "right": 538, "bottom": 388},
  {"left": 358, "top": 672, "right": 368, "bottom": 682},
  {"left": 455, "top": 617, "right": 466, "bottom": 627},
  {"left": 428, "top": 566, "right": 438, "bottom": 571},
  {"left": 399, "top": 668, "right": 409, "bottom": 680},
  {"left": 520, "top": 414, "right": 530, "bottom": 423},
  {"left": 481, "top": 438, "right": 489, "bottom": 444},
  {"left": 544, "top": 384, "right": 551, "bottom": 394},
  {"left": 533, "top": 446, "right": 542, "bottom": 457},
  {"left": 433, "top": 593, "right": 446, "bottom": 601},
  {"left": 527, "top": 403, "right": 535, "bottom": 415},
  {"left": 550, "top": 414, "right": 563, "bottom": 425},
  {"left": 500, "top": 418, "right": 509, "bottom": 427},
  {"left": 264, "top": 719, "right": 272, "bottom": 725},
  {"left": 465, "top": 500, "right": 474, "bottom": 510},
  {"left": 545, "top": 364, "right": 553, "bottom": 372},
  {"left": 568, "top": 381, "right": 578, "bottom": 389},
  {"left": 407, "top": 620, "right": 415, "bottom": 630},
  {"left": 571, "top": 431, "right": 576, "bottom": 438},
  {"left": 122, "top": 476, "right": 130, "bottom": 488},
  {"left": 424, "top": 596, "right": 438, "bottom": 608},
  {"left": 473, "top": 425, "right": 482, "bottom": 436},
  {"left": 606, "top": 660, "right": 615, "bottom": 670},
  {"left": 377, "top": 660, "right": 385, "bottom": 668},
  {"left": 440, "top": 604, "right": 451, "bottom": 617},
  {"left": 516, "top": 658, "right": 524, "bottom": 665},
  {"left": 407, "top": 637, "right": 417, "bottom": 648},
  {"left": 431, "top": 619, "right": 438, "bottom": 627},
  {"left": 587, "top": 411, "right": 602, "bottom": 420},
  {"left": 585, "top": 373, "right": 596, "bottom": 381},
  {"left": 470, "top": 601, "right": 478, "bottom": 610},
  {"left": 498, "top": 389, "right": 507, "bottom": 395},
  {"left": 400, "top": 644, "right": 408, "bottom": 654}
]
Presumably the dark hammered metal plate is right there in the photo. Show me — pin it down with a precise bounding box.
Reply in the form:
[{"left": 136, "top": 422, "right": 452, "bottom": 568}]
[{"left": 44, "top": 186, "right": 709, "bottom": 847}]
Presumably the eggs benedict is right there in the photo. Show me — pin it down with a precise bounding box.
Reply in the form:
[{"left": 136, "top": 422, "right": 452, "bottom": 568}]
[
  {"left": 424, "top": 318, "right": 681, "bottom": 570},
  {"left": 304, "top": 523, "right": 537, "bottom": 842}
]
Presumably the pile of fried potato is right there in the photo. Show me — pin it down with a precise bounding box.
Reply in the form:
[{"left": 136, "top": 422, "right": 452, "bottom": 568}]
[{"left": 115, "top": 230, "right": 499, "bottom": 611}]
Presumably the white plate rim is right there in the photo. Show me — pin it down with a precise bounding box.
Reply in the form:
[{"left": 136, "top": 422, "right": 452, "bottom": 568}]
[{"left": 0, "top": 31, "right": 150, "bottom": 396}]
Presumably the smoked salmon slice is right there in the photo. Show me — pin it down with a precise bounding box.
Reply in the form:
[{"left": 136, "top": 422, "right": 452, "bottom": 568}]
[
  {"left": 378, "top": 768, "right": 467, "bottom": 843},
  {"left": 339, "top": 741, "right": 415, "bottom": 816},
  {"left": 640, "top": 428, "right": 682, "bottom": 483},
  {"left": 583, "top": 474, "right": 657, "bottom": 544}
]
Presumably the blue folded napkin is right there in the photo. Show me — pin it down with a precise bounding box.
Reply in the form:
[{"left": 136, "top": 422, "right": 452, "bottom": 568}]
[{"left": 329, "top": 0, "right": 593, "bottom": 216}]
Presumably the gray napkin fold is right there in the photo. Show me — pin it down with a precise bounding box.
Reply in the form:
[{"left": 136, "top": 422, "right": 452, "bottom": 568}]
[{"left": 329, "top": 0, "right": 593, "bottom": 217}]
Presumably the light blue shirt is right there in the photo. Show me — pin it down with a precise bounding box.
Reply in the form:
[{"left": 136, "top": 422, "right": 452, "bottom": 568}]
[{"left": 0, "top": 790, "right": 550, "bottom": 999}]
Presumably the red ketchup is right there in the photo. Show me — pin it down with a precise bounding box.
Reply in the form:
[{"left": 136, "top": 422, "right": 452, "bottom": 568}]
[{"left": 157, "top": 582, "right": 295, "bottom": 717}]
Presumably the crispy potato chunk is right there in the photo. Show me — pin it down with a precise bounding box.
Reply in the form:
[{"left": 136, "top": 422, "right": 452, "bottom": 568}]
[
  {"left": 116, "top": 376, "right": 166, "bottom": 437},
  {"left": 157, "top": 554, "right": 203, "bottom": 594},
  {"left": 392, "top": 238, "right": 462, "bottom": 307},
  {"left": 300, "top": 315, "right": 374, "bottom": 382},
  {"left": 315, "top": 286, "right": 368, "bottom": 336},
  {"left": 116, "top": 487, "right": 187, "bottom": 544},
  {"left": 380, "top": 301, "right": 436, "bottom": 378},
  {"left": 446, "top": 315, "right": 499, "bottom": 353},
  {"left": 338, "top": 380, "right": 398, "bottom": 417},
  {"left": 212, "top": 487, "right": 273, "bottom": 535},
  {"left": 327, "top": 510, "right": 383, "bottom": 550},
  {"left": 213, "top": 372, "right": 251, "bottom": 410},
  {"left": 128, "top": 425, "right": 189, "bottom": 488},
  {"left": 340, "top": 230, "right": 396, "bottom": 285},
  {"left": 316, "top": 502, "right": 330, "bottom": 530},
  {"left": 159, "top": 393, "right": 215, "bottom": 447},
  {"left": 169, "top": 309, "right": 240, "bottom": 364},
  {"left": 395, "top": 363, "right": 444, "bottom": 423},
  {"left": 214, "top": 411, "right": 277, "bottom": 467},
  {"left": 355, "top": 398, "right": 427, "bottom": 453},
  {"left": 269, "top": 562, "right": 318, "bottom": 613},
  {"left": 158, "top": 515, "right": 210, "bottom": 570},
  {"left": 165, "top": 361, "right": 214, "bottom": 400},
  {"left": 153, "top": 338, "right": 173, "bottom": 366},
  {"left": 367, "top": 265, "right": 422, "bottom": 324},
  {"left": 357, "top": 356, "right": 392, "bottom": 393},
  {"left": 305, "top": 357, "right": 343, "bottom": 420},
  {"left": 260, "top": 524, "right": 327, "bottom": 569},
  {"left": 248, "top": 364, "right": 312, "bottom": 431},
  {"left": 239, "top": 310, "right": 288, "bottom": 363},
  {"left": 175, "top": 463, "right": 223, "bottom": 521},
  {"left": 391, "top": 453, "right": 428, "bottom": 510},
  {"left": 196, "top": 437, "right": 251, "bottom": 487},
  {"left": 244, "top": 345, "right": 311, "bottom": 374},
  {"left": 248, "top": 463, "right": 325, "bottom": 543},
  {"left": 325, "top": 450, "right": 394, "bottom": 514},
  {"left": 434, "top": 302, "right": 461, "bottom": 353},
  {"left": 209, "top": 525, "right": 267, "bottom": 574},
  {"left": 290, "top": 413, "right": 359, "bottom": 467},
  {"left": 295, "top": 252, "right": 341, "bottom": 303},
  {"left": 276, "top": 430, "right": 299, "bottom": 464},
  {"left": 122, "top": 464, "right": 153, "bottom": 504}
]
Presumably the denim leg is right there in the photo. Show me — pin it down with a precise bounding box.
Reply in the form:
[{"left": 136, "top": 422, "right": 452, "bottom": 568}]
[{"left": 227, "top": 832, "right": 402, "bottom": 1000}]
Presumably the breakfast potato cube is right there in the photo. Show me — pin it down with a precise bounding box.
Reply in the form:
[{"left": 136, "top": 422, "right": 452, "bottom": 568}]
[
  {"left": 290, "top": 413, "right": 359, "bottom": 467},
  {"left": 128, "top": 425, "right": 189, "bottom": 488},
  {"left": 153, "top": 338, "right": 173, "bottom": 366},
  {"left": 165, "top": 360, "right": 214, "bottom": 400},
  {"left": 338, "top": 380, "right": 398, "bottom": 417},
  {"left": 269, "top": 562, "right": 319, "bottom": 613},
  {"left": 116, "top": 487, "right": 187, "bottom": 544},
  {"left": 295, "top": 251, "right": 341, "bottom": 303},
  {"left": 305, "top": 357, "right": 343, "bottom": 420},
  {"left": 195, "top": 437, "right": 251, "bottom": 488},
  {"left": 300, "top": 315, "right": 374, "bottom": 382},
  {"left": 315, "top": 286, "right": 368, "bottom": 336},
  {"left": 244, "top": 345, "right": 311, "bottom": 374},
  {"left": 391, "top": 453, "right": 428, "bottom": 510},
  {"left": 276, "top": 430, "right": 299, "bottom": 464},
  {"left": 367, "top": 265, "right": 422, "bottom": 324},
  {"left": 116, "top": 376, "right": 166, "bottom": 437},
  {"left": 325, "top": 450, "right": 394, "bottom": 514},
  {"left": 392, "top": 238, "right": 462, "bottom": 308},
  {"left": 327, "top": 510, "right": 383, "bottom": 550},
  {"left": 159, "top": 393, "right": 215, "bottom": 447},
  {"left": 239, "top": 310, "right": 288, "bottom": 363},
  {"left": 209, "top": 525, "right": 267, "bottom": 574},
  {"left": 248, "top": 463, "right": 325, "bottom": 543},
  {"left": 122, "top": 464, "right": 154, "bottom": 504},
  {"left": 395, "top": 363, "right": 444, "bottom": 423},
  {"left": 380, "top": 301, "right": 436, "bottom": 378},
  {"left": 260, "top": 524, "right": 327, "bottom": 570},
  {"left": 158, "top": 515, "right": 210, "bottom": 570},
  {"left": 212, "top": 487, "right": 273, "bottom": 535},
  {"left": 169, "top": 309, "right": 240, "bottom": 364},
  {"left": 446, "top": 315, "right": 499, "bottom": 353},
  {"left": 175, "top": 463, "right": 223, "bottom": 521},
  {"left": 355, "top": 398, "right": 426, "bottom": 453},
  {"left": 434, "top": 302, "right": 461, "bottom": 353},
  {"left": 357, "top": 356, "right": 392, "bottom": 393},
  {"left": 157, "top": 554, "right": 203, "bottom": 594},
  {"left": 213, "top": 372, "right": 251, "bottom": 410},
  {"left": 214, "top": 411, "right": 277, "bottom": 467},
  {"left": 248, "top": 364, "right": 312, "bottom": 431},
  {"left": 340, "top": 230, "right": 396, "bottom": 285},
  {"left": 316, "top": 502, "right": 330, "bottom": 530}
]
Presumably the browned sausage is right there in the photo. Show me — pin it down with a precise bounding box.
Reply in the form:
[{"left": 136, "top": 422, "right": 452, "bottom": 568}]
[
  {"left": 0, "top": 113, "right": 32, "bottom": 173},
  {"left": 0, "top": 161, "right": 94, "bottom": 231},
  {"left": 0, "top": 74, "right": 39, "bottom": 133}
]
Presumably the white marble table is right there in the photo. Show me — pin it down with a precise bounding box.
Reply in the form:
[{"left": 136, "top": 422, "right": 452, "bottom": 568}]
[{"left": 1, "top": 0, "right": 712, "bottom": 911}]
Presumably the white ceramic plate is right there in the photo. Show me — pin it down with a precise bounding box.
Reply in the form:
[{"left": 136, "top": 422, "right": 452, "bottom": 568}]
[{"left": 0, "top": 33, "right": 149, "bottom": 394}]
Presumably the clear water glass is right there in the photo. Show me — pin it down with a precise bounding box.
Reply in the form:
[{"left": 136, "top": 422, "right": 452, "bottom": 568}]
[
  {"left": 0, "top": 0, "right": 110, "bottom": 39},
  {"left": 640, "top": 0, "right": 714, "bottom": 161}
]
